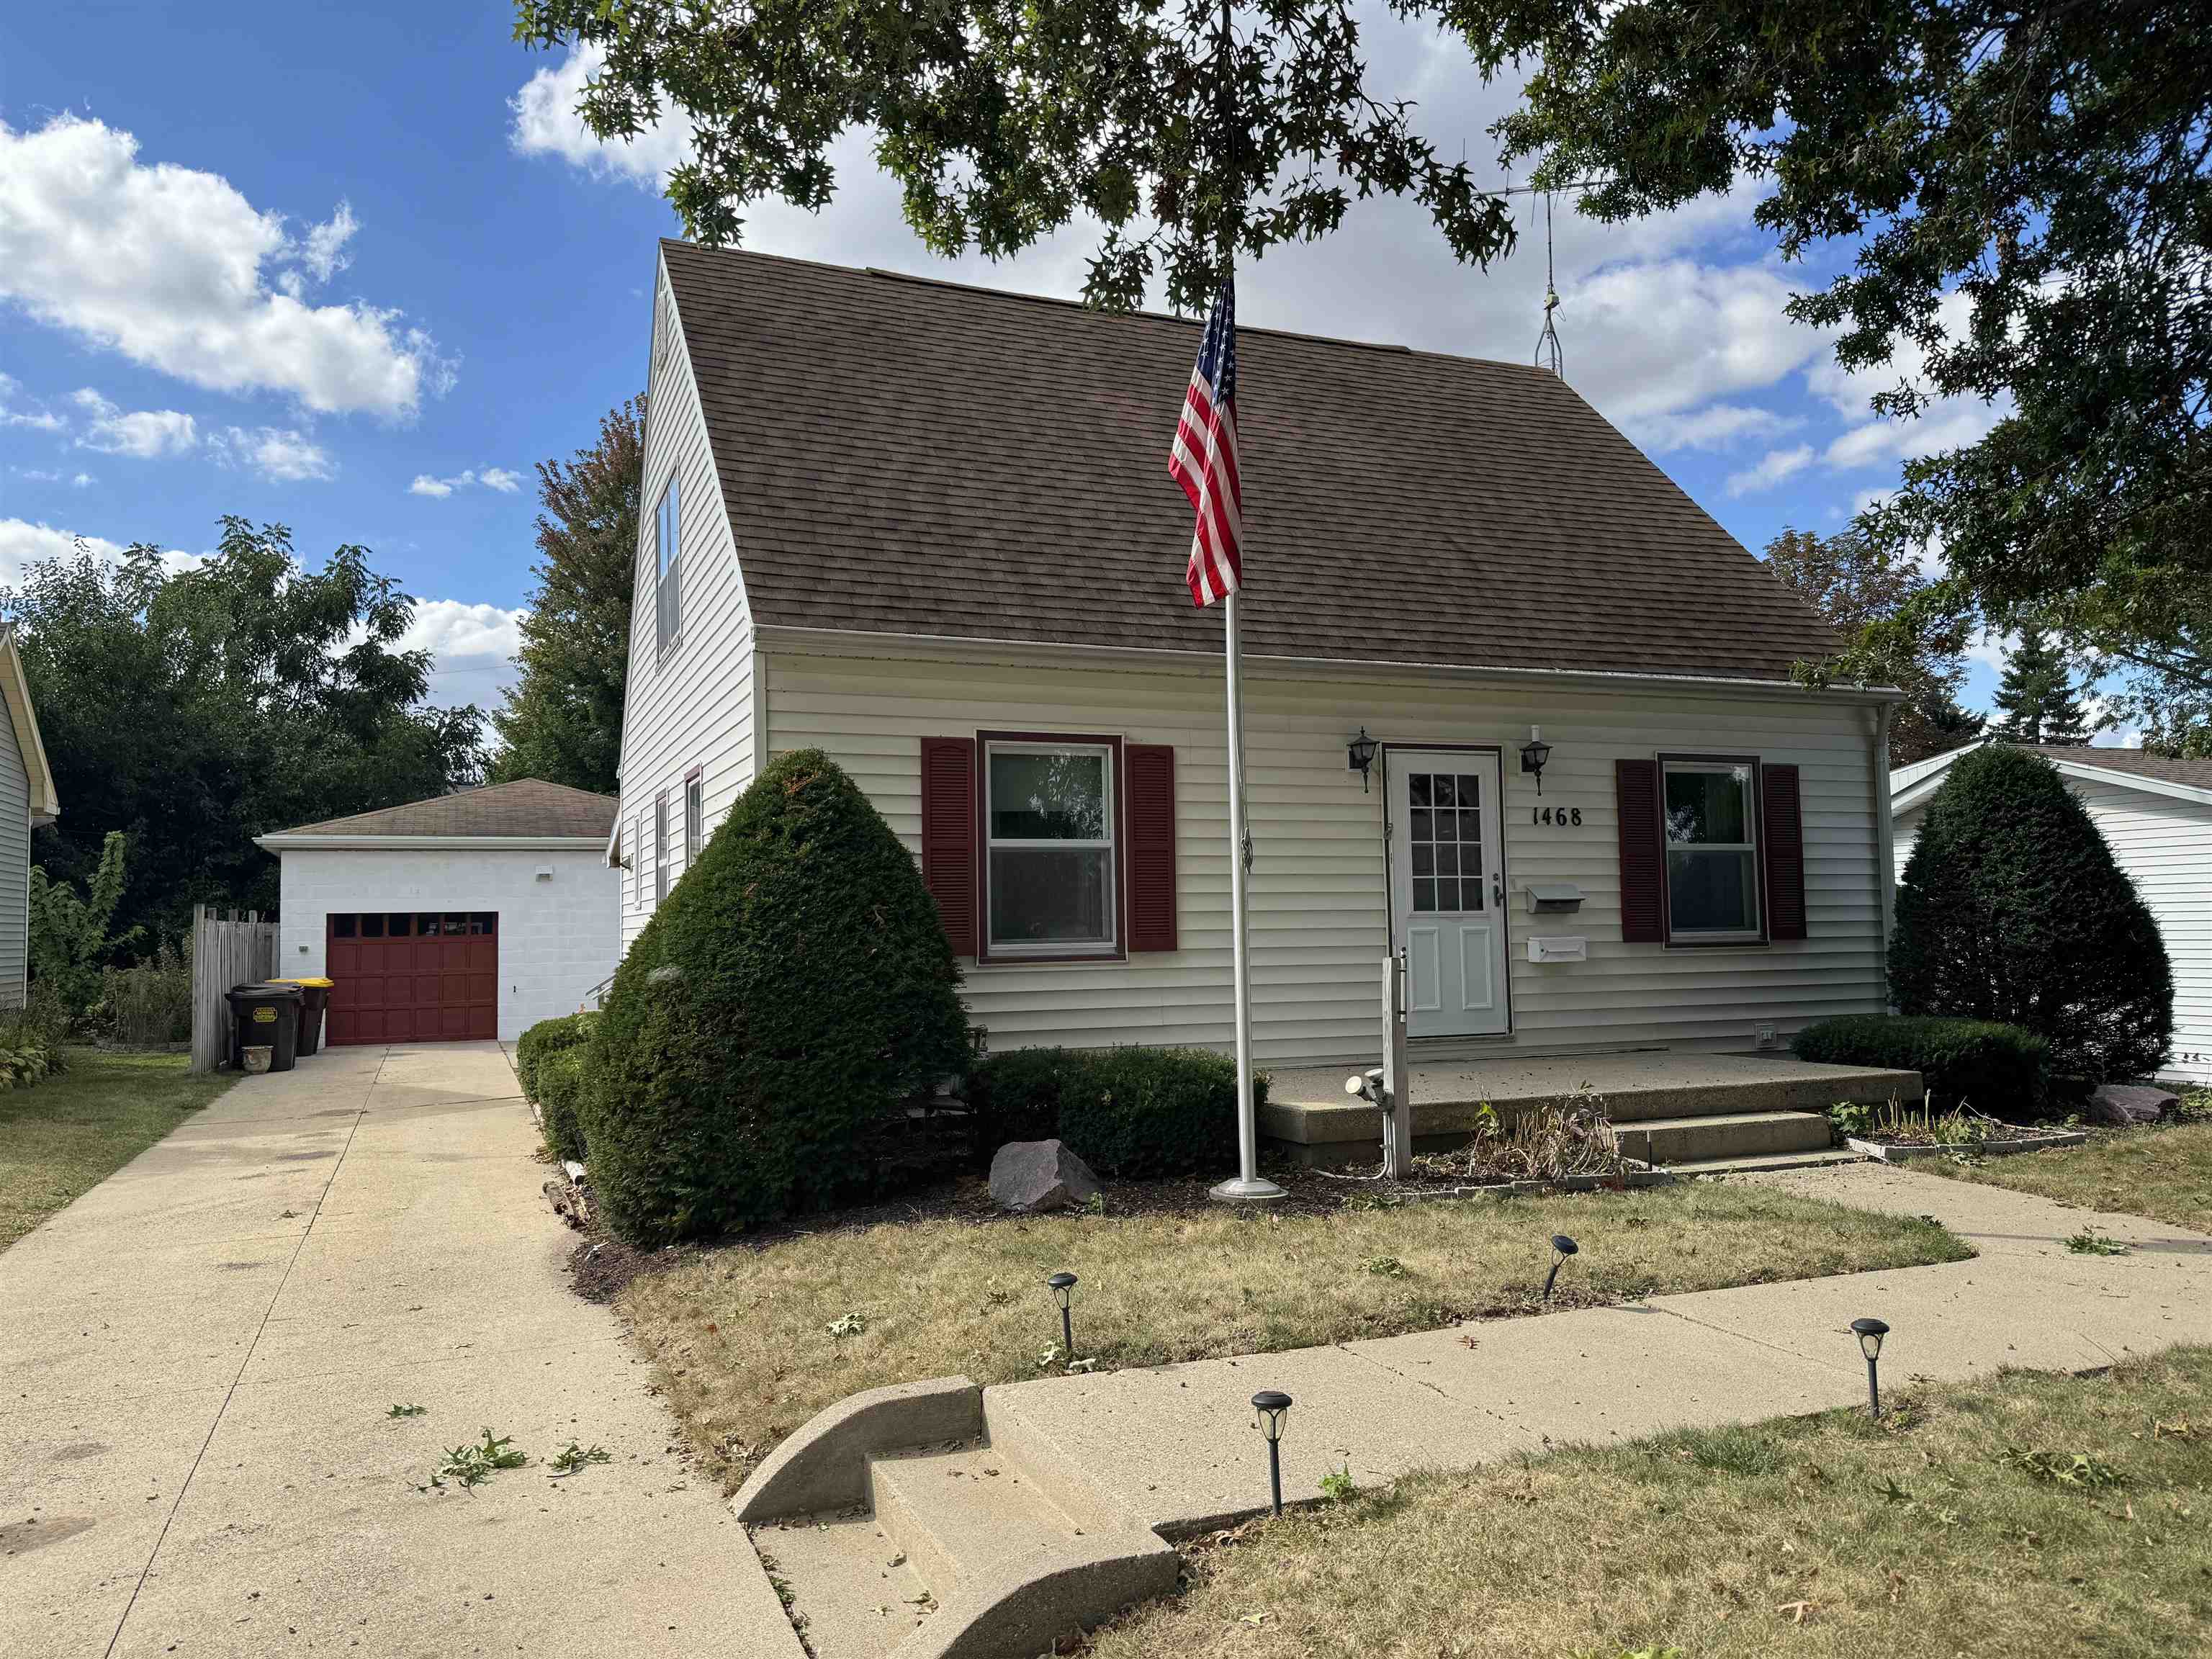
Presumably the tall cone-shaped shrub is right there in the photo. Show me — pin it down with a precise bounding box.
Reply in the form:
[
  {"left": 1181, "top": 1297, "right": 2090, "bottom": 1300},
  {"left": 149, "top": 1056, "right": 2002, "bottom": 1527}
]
[
  {"left": 582, "top": 750, "right": 970, "bottom": 1243},
  {"left": 1890, "top": 745, "right": 2170, "bottom": 1085}
]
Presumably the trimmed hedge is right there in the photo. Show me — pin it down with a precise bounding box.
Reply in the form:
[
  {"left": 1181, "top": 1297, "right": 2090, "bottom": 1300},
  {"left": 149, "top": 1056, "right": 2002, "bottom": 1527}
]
[
  {"left": 516, "top": 1011, "right": 595, "bottom": 1102},
  {"left": 580, "top": 750, "right": 971, "bottom": 1244},
  {"left": 1891, "top": 744, "right": 2170, "bottom": 1082},
  {"left": 536, "top": 1046, "right": 591, "bottom": 1164},
  {"left": 967, "top": 1046, "right": 1253, "bottom": 1177},
  {"left": 1792, "top": 1014, "right": 2051, "bottom": 1112}
]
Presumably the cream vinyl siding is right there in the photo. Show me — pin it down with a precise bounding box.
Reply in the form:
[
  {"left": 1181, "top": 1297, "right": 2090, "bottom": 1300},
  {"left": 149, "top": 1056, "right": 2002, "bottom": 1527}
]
[
  {"left": 765, "top": 637, "right": 1890, "bottom": 1066},
  {"left": 613, "top": 251, "right": 760, "bottom": 950},
  {"left": 1897, "top": 778, "right": 2212, "bottom": 1084}
]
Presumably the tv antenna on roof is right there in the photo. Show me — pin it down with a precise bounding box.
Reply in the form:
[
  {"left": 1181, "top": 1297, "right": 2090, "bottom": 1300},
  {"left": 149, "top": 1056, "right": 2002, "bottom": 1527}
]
[{"left": 1534, "top": 190, "right": 1563, "bottom": 377}]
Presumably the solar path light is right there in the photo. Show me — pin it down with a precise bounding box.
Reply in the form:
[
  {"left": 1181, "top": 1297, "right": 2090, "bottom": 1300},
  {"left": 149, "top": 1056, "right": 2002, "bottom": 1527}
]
[
  {"left": 1047, "top": 1272, "right": 1078, "bottom": 1359},
  {"left": 1543, "top": 1234, "right": 1579, "bottom": 1302},
  {"left": 1851, "top": 1317, "right": 1889, "bottom": 1418},
  {"left": 1251, "top": 1390, "right": 1292, "bottom": 1516}
]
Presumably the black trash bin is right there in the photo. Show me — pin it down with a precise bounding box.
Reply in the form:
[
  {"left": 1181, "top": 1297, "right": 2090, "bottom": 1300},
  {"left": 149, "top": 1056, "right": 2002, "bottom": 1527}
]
[
  {"left": 227, "top": 983, "right": 302, "bottom": 1074},
  {"left": 270, "top": 977, "right": 332, "bottom": 1056}
]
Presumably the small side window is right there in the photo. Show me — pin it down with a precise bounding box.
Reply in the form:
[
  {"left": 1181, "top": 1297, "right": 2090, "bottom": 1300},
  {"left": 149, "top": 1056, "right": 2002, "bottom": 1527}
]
[{"left": 685, "top": 774, "right": 703, "bottom": 865}]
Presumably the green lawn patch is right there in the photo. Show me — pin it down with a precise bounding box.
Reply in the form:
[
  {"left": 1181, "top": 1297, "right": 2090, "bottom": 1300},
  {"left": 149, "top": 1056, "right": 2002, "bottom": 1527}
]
[
  {"left": 619, "top": 1181, "right": 1969, "bottom": 1489},
  {"left": 1922, "top": 1122, "right": 2212, "bottom": 1236},
  {"left": 1089, "top": 1348, "right": 2212, "bottom": 1658},
  {"left": 0, "top": 1047, "right": 234, "bottom": 1249}
]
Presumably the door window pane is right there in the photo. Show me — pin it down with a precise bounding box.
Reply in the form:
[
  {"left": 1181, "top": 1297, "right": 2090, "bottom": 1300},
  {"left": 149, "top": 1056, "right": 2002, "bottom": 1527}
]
[
  {"left": 1406, "top": 770, "right": 1483, "bottom": 914},
  {"left": 385, "top": 914, "right": 412, "bottom": 938},
  {"left": 416, "top": 914, "right": 442, "bottom": 937},
  {"left": 332, "top": 914, "right": 357, "bottom": 939},
  {"left": 472, "top": 912, "right": 497, "bottom": 935},
  {"left": 360, "top": 914, "right": 385, "bottom": 939}
]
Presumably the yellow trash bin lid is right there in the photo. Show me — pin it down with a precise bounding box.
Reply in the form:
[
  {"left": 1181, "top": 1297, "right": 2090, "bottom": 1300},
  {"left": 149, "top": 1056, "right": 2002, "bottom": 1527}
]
[{"left": 269, "top": 976, "right": 335, "bottom": 988}]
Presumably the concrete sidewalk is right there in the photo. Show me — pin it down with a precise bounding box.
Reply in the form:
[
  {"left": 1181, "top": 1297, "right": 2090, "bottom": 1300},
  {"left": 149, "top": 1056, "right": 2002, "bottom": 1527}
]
[
  {"left": 977, "top": 1164, "right": 2212, "bottom": 1538},
  {"left": 0, "top": 1042, "right": 795, "bottom": 1658}
]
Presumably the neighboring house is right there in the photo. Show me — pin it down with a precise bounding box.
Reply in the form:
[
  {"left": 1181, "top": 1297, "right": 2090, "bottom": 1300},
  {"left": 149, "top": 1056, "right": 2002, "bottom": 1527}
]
[
  {"left": 0, "top": 627, "right": 60, "bottom": 1008},
  {"left": 1892, "top": 741, "right": 2212, "bottom": 1084},
  {"left": 609, "top": 240, "right": 1905, "bottom": 1068},
  {"left": 257, "top": 779, "right": 619, "bottom": 1044}
]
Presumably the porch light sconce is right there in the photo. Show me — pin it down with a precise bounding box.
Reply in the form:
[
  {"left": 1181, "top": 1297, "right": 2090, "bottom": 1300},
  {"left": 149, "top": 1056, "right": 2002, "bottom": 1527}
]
[
  {"left": 1544, "top": 1233, "right": 1579, "bottom": 1302},
  {"left": 1850, "top": 1317, "right": 1889, "bottom": 1418},
  {"left": 1520, "top": 727, "right": 1553, "bottom": 796},
  {"left": 1347, "top": 728, "right": 1378, "bottom": 793},
  {"left": 1251, "top": 1390, "right": 1293, "bottom": 1515},
  {"left": 1047, "top": 1272, "right": 1078, "bottom": 1359}
]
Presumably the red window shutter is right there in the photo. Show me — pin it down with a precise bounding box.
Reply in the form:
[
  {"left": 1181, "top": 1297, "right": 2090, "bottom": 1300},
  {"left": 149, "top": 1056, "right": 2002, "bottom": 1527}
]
[
  {"left": 1614, "top": 758, "right": 1665, "bottom": 943},
  {"left": 1762, "top": 763, "right": 1808, "bottom": 940},
  {"left": 1126, "top": 743, "right": 1178, "bottom": 952},
  {"left": 919, "top": 737, "right": 977, "bottom": 956}
]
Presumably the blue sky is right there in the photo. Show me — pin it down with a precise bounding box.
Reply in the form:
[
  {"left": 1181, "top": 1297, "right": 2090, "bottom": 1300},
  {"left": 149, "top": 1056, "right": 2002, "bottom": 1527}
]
[{"left": 1, "top": 2, "right": 2041, "bottom": 729}]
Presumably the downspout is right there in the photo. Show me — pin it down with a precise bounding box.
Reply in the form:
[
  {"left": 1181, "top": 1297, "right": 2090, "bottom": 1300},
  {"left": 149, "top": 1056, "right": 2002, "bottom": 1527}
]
[{"left": 1870, "top": 703, "right": 1897, "bottom": 1010}]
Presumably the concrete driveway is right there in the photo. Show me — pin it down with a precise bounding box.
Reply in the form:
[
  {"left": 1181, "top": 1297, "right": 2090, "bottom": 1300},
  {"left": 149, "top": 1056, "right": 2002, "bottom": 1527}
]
[{"left": 0, "top": 1042, "right": 796, "bottom": 1658}]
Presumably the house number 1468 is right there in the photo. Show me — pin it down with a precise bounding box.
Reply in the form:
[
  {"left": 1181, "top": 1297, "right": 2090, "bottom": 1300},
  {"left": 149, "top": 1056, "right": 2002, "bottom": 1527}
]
[{"left": 1531, "top": 806, "right": 1583, "bottom": 827}]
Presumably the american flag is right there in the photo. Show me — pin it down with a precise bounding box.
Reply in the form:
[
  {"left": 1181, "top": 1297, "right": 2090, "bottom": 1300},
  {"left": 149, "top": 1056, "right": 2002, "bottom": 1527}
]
[{"left": 1169, "top": 276, "right": 1242, "bottom": 607}]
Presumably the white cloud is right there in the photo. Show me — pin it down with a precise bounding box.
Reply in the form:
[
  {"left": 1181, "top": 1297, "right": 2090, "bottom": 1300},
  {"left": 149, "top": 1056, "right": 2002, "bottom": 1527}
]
[
  {"left": 0, "top": 517, "right": 129, "bottom": 584},
  {"left": 299, "top": 201, "right": 357, "bottom": 283},
  {"left": 0, "top": 372, "right": 66, "bottom": 432},
  {"left": 0, "top": 115, "right": 452, "bottom": 417},
  {"left": 1725, "top": 444, "right": 1815, "bottom": 498},
  {"left": 1634, "top": 403, "right": 1800, "bottom": 454},
  {"left": 211, "top": 426, "right": 334, "bottom": 482},
  {"left": 71, "top": 387, "right": 198, "bottom": 457},
  {"left": 382, "top": 598, "right": 527, "bottom": 703},
  {"left": 511, "top": 44, "right": 691, "bottom": 185},
  {"left": 71, "top": 472, "right": 92, "bottom": 488},
  {"left": 1806, "top": 289, "right": 2007, "bottom": 474},
  {"left": 410, "top": 465, "right": 522, "bottom": 498}
]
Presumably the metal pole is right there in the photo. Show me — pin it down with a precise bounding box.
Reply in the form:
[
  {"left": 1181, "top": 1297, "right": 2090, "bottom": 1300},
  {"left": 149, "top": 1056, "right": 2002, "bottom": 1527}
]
[
  {"left": 1380, "top": 949, "right": 1411, "bottom": 1179},
  {"left": 1061, "top": 1303, "right": 1074, "bottom": 1358},
  {"left": 1267, "top": 1438, "right": 1283, "bottom": 1516},
  {"left": 1211, "top": 593, "right": 1283, "bottom": 1202},
  {"left": 1865, "top": 1354, "right": 1881, "bottom": 1419}
]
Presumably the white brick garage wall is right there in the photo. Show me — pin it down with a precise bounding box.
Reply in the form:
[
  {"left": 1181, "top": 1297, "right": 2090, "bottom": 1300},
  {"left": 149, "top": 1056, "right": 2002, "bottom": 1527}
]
[{"left": 273, "top": 847, "right": 619, "bottom": 1042}]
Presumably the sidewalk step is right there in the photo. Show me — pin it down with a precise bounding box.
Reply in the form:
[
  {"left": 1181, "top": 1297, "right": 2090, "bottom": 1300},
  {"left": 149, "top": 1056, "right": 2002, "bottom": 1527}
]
[
  {"left": 748, "top": 1509, "right": 936, "bottom": 1657},
  {"left": 1666, "top": 1147, "right": 1866, "bottom": 1177},
  {"left": 1613, "top": 1110, "right": 1833, "bottom": 1165},
  {"left": 869, "top": 1442, "right": 1083, "bottom": 1606}
]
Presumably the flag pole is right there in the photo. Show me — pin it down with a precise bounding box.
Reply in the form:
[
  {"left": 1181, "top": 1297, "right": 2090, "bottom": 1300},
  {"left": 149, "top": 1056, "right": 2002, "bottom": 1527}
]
[{"left": 1210, "top": 588, "right": 1281, "bottom": 1201}]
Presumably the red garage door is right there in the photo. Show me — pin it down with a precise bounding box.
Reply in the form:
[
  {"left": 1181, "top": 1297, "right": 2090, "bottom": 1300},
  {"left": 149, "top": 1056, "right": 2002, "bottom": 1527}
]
[{"left": 325, "top": 912, "right": 498, "bottom": 1044}]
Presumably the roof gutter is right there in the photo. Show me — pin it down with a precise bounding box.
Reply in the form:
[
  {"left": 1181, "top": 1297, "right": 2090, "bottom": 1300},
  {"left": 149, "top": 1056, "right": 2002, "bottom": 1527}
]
[
  {"left": 255, "top": 835, "right": 611, "bottom": 853},
  {"left": 755, "top": 623, "right": 1908, "bottom": 705}
]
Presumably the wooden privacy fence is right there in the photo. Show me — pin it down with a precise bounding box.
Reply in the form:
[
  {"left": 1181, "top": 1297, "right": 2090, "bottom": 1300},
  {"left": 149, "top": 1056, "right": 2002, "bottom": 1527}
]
[{"left": 189, "top": 905, "right": 280, "bottom": 1073}]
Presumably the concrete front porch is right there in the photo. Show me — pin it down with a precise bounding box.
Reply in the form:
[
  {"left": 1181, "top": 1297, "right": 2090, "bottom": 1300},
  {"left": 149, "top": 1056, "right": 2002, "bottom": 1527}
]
[{"left": 1262, "top": 1049, "right": 1922, "bottom": 1172}]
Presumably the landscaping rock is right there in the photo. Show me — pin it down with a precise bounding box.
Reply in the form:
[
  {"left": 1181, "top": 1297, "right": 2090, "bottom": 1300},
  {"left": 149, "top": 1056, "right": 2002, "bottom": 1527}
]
[
  {"left": 2087, "top": 1083, "right": 2178, "bottom": 1126},
  {"left": 989, "top": 1139, "right": 1100, "bottom": 1212}
]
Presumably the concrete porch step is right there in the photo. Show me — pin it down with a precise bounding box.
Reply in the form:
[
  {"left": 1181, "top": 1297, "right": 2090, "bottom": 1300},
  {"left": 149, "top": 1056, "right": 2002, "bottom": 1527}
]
[
  {"left": 1612, "top": 1109, "right": 1834, "bottom": 1166},
  {"left": 868, "top": 1443, "right": 1082, "bottom": 1610},
  {"left": 750, "top": 1509, "right": 935, "bottom": 1656}
]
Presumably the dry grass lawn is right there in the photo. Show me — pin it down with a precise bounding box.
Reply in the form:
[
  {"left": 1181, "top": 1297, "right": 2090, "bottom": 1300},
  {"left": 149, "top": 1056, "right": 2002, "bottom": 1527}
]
[
  {"left": 1925, "top": 1120, "right": 2212, "bottom": 1236},
  {"left": 621, "top": 1182, "right": 1966, "bottom": 1488},
  {"left": 0, "top": 1048, "right": 233, "bottom": 1249},
  {"left": 1089, "top": 1347, "right": 2212, "bottom": 1659}
]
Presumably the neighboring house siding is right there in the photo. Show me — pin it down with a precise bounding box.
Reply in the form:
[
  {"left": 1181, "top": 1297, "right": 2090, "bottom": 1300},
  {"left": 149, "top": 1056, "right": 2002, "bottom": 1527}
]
[
  {"left": 764, "top": 638, "right": 1889, "bottom": 1066},
  {"left": 614, "top": 251, "right": 757, "bottom": 950},
  {"left": 0, "top": 709, "right": 26, "bottom": 1007},
  {"left": 1896, "top": 783, "right": 2212, "bottom": 1084},
  {"left": 274, "top": 848, "right": 619, "bottom": 1042}
]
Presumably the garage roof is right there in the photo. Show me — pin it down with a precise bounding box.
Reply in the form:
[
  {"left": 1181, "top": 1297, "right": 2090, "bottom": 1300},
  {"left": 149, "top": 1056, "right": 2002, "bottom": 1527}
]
[{"left": 262, "top": 779, "right": 619, "bottom": 843}]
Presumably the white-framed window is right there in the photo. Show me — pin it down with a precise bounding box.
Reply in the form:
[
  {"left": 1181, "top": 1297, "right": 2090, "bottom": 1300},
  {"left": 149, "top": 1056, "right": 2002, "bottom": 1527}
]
[
  {"left": 654, "top": 474, "right": 681, "bottom": 652},
  {"left": 631, "top": 816, "right": 644, "bottom": 907},
  {"left": 655, "top": 793, "right": 670, "bottom": 905},
  {"left": 1662, "top": 757, "right": 1762, "bottom": 941},
  {"left": 654, "top": 289, "right": 675, "bottom": 372},
  {"left": 685, "top": 773, "right": 703, "bottom": 866},
  {"left": 982, "top": 737, "right": 1118, "bottom": 957}
]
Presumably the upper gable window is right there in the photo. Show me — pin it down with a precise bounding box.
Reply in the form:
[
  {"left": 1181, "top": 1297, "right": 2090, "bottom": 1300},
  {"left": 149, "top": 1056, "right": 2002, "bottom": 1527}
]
[
  {"left": 653, "top": 289, "right": 675, "bottom": 374},
  {"left": 655, "top": 473, "right": 681, "bottom": 652}
]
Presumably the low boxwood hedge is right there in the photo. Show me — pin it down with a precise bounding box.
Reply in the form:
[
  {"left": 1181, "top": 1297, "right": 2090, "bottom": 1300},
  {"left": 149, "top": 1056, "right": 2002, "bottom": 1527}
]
[
  {"left": 1791, "top": 1013, "right": 2051, "bottom": 1112},
  {"left": 967, "top": 1046, "right": 1254, "bottom": 1177},
  {"left": 536, "top": 1046, "right": 590, "bottom": 1165},
  {"left": 516, "top": 1011, "right": 595, "bottom": 1102}
]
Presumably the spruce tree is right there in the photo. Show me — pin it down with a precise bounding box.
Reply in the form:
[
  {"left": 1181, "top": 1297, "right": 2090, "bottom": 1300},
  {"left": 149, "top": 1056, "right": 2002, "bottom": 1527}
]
[{"left": 1992, "top": 626, "right": 2092, "bottom": 745}]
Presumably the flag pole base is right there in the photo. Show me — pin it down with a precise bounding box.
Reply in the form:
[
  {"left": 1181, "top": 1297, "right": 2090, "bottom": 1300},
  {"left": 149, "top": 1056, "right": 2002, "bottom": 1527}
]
[{"left": 1208, "top": 1175, "right": 1287, "bottom": 1205}]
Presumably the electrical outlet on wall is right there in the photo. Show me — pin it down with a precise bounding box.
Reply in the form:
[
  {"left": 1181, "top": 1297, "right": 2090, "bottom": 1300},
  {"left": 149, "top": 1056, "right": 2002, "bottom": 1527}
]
[{"left": 1753, "top": 1021, "right": 1778, "bottom": 1050}]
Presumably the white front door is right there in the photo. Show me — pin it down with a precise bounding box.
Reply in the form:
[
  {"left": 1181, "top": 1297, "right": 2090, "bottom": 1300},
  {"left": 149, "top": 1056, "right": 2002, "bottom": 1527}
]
[{"left": 1389, "top": 750, "right": 1510, "bottom": 1038}]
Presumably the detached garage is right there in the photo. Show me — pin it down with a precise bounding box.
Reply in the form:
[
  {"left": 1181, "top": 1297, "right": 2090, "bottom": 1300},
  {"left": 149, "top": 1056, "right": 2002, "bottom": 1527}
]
[{"left": 258, "top": 779, "right": 621, "bottom": 1044}]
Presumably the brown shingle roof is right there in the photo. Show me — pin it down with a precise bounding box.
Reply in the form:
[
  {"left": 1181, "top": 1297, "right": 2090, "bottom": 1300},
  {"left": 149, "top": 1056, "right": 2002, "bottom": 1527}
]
[
  {"left": 2029, "top": 745, "right": 2212, "bottom": 791},
  {"left": 269, "top": 779, "right": 617, "bottom": 840},
  {"left": 663, "top": 241, "right": 1845, "bottom": 683}
]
